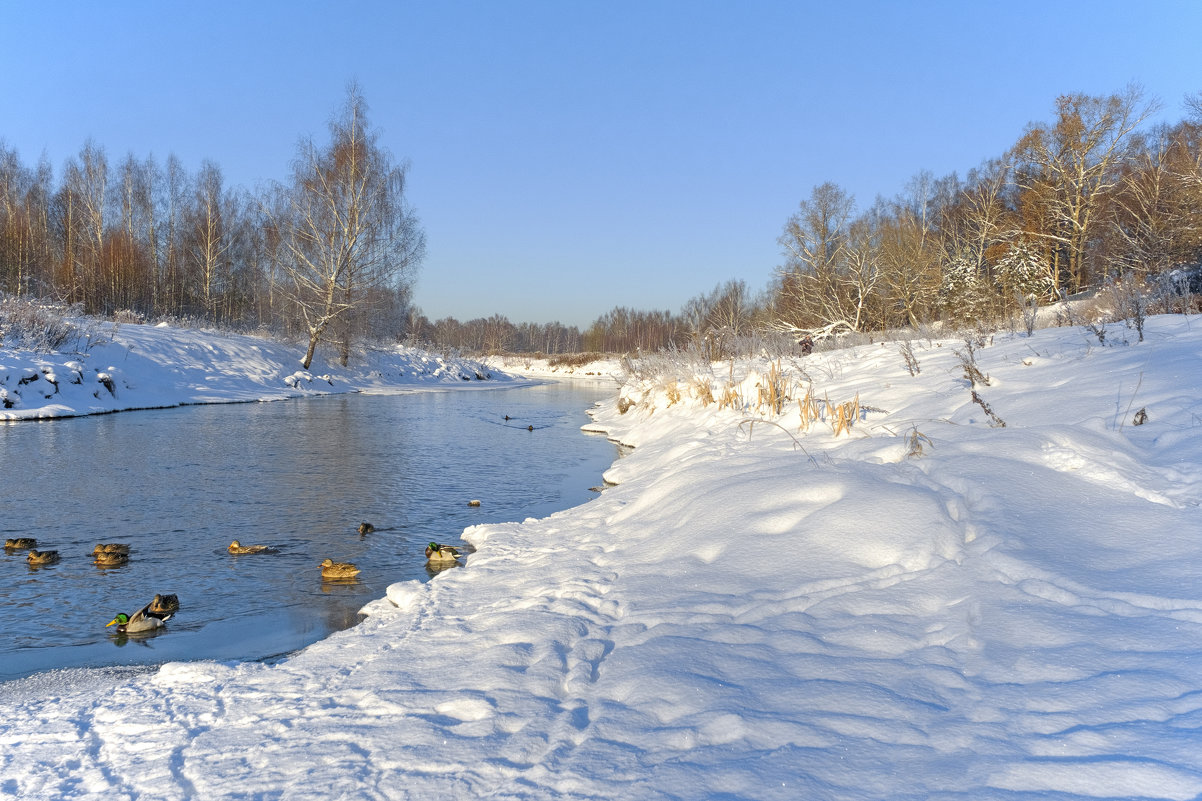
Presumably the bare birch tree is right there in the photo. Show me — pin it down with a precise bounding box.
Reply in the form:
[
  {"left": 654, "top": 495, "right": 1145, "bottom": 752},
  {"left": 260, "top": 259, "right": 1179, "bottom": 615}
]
[
  {"left": 775, "top": 182, "right": 855, "bottom": 330},
  {"left": 1013, "top": 87, "right": 1158, "bottom": 291},
  {"left": 276, "top": 85, "right": 425, "bottom": 369}
]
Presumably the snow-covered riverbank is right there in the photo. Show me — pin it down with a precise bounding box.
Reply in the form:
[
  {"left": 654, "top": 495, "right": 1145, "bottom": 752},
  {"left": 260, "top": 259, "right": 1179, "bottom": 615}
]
[
  {"left": 1, "top": 320, "right": 515, "bottom": 420},
  {"left": 3, "top": 315, "right": 1202, "bottom": 800}
]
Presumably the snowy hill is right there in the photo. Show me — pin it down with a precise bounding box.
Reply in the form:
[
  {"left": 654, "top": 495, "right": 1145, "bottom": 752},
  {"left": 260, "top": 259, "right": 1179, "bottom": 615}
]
[{"left": 3, "top": 315, "right": 1202, "bottom": 800}]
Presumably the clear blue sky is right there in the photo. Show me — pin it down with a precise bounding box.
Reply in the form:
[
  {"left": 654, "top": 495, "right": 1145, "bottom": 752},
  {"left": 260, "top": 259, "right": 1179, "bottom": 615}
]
[{"left": 4, "top": 1, "right": 1199, "bottom": 328}]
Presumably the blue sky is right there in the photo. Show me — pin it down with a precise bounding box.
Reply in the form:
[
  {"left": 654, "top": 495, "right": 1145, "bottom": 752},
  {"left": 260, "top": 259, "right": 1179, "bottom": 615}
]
[{"left": 4, "top": 1, "right": 1200, "bottom": 328}]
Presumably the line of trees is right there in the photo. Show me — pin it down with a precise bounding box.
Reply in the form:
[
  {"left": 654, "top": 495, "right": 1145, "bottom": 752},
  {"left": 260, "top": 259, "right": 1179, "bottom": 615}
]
[
  {"left": 405, "top": 313, "right": 585, "bottom": 354},
  {"left": 0, "top": 86, "right": 423, "bottom": 367},
  {"left": 399, "top": 278, "right": 765, "bottom": 357},
  {"left": 461, "top": 87, "right": 1202, "bottom": 357},
  {"left": 4, "top": 86, "right": 1200, "bottom": 360},
  {"left": 773, "top": 87, "right": 1202, "bottom": 333}
]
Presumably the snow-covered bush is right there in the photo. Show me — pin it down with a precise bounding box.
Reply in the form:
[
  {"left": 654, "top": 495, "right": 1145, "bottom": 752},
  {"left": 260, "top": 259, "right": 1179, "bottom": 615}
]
[
  {"left": 940, "top": 253, "right": 992, "bottom": 324},
  {"left": 0, "top": 295, "right": 83, "bottom": 352},
  {"left": 1103, "top": 277, "right": 1151, "bottom": 342},
  {"left": 996, "top": 239, "right": 1057, "bottom": 303},
  {"left": 1147, "top": 266, "right": 1200, "bottom": 316},
  {"left": 112, "top": 308, "right": 146, "bottom": 324}
]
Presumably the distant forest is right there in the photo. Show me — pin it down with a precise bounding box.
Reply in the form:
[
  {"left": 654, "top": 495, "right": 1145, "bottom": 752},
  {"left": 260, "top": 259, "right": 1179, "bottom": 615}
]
[{"left": 2, "top": 86, "right": 1201, "bottom": 357}]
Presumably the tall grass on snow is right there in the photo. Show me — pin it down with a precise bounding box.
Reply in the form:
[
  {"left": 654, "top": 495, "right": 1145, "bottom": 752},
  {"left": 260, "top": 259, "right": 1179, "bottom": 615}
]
[{"left": 620, "top": 353, "right": 866, "bottom": 437}]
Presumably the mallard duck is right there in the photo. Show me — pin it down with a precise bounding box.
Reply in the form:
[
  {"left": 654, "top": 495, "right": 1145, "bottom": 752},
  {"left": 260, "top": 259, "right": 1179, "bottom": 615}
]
[
  {"left": 320, "top": 558, "right": 360, "bottom": 579},
  {"left": 147, "top": 593, "right": 179, "bottom": 618},
  {"left": 5, "top": 537, "right": 36, "bottom": 550},
  {"left": 107, "top": 598, "right": 173, "bottom": 634},
  {"left": 93, "top": 550, "right": 129, "bottom": 566},
  {"left": 358, "top": 522, "right": 375, "bottom": 535},
  {"left": 26, "top": 549, "right": 59, "bottom": 565},
  {"left": 93, "top": 543, "right": 131, "bottom": 555},
  {"left": 467, "top": 500, "right": 481, "bottom": 507},
  {"left": 425, "top": 542, "right": 462, "bottom": 563},
  {"left": 228, "top": 540, "right": 277, "bottom": 554}
]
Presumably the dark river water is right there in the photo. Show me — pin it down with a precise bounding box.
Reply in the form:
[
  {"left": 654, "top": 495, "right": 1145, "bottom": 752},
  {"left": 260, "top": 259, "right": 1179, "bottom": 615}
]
[{"left": 0, "top": 380, "right": 618, "bottom": 683}]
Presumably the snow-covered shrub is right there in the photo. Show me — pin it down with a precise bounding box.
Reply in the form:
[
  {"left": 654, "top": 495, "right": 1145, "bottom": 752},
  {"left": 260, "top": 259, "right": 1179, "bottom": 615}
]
[
  {"left": 1151, "top": 267, "right": 1199, "bottom": 315},
  {"left": 1084, "top": 320, "right": 1109, "bottom": 345},
  {"left": 954, "top": 338, "right": 990, "bottom": 388},
  {"left": 898, "top": 339, "right": 921, "bottom": 376},
  {"left": 996, "top": 239, "right": 1057, "bottom": 303},
  {"left": 0, "top": 295, "right": 83, "bottom": 352},
  {"left": 1109, "top": 278, "right": 1150, "bottom": 342},
  {"left": 1014, "top": 291, "right": 1040, "bottom": 336},
  {"left": 940, "top": 253, "right": 993, "bottom": 324},
  {"left": 112, "top": 309, "right": 145, "bottom": 325}
]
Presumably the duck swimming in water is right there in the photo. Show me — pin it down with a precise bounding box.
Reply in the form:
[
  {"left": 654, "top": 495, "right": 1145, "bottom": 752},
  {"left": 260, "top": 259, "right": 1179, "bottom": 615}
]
[
  {"left": 93, "top": 550, "right": 129, "bottom": 567},
  {"left": 425, "top": 542, "right": 462, "bottom": 564},
  {"left": 320, "top": 558, "right": 360, "bottom": 579},
  {"left": 147, "top": 594, "right": 179, "bottom": 618},
  {"left": 26, "top": 549, "right": 59, "bottom": 565},
  {"left": 107, "top": 598, "right": 173, "bottom": 634},
  {"left": 93, "top": 543, "right": 130, "bottom": 556},
  {"left": 5, "top": 538, "right": 36, "bottom": 550},
  {"left": 358, "top": 522, "right": 375, "bottom": 535},
  {"left": 228, "top": 540, "right": 277, "bottom": 554}
]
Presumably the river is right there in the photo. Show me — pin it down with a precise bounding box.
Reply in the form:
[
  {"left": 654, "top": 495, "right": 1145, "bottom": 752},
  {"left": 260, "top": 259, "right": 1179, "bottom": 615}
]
[{"left": 0, "top": 381, "right": 618, "bottom": 682}]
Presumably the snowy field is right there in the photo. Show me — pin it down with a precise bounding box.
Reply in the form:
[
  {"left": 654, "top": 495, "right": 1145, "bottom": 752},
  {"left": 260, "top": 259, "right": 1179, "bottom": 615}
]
[{"left": 3, "top": 315, "right": 1202, "bottom": 799}]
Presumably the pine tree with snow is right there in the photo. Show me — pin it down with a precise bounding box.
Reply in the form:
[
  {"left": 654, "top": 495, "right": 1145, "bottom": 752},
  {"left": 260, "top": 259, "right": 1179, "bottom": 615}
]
[
  {"left": 996, "top": 240, "right": 1057, "bottom": 302},
  {"left": 940, "top": 253, "right": 992, "bottom": 323}
]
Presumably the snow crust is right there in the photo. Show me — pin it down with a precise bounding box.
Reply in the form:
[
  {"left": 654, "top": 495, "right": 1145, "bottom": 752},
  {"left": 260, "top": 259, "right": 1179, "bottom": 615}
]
[{"left": 3, "top": 316, "right": 1202, "bottom": 800}]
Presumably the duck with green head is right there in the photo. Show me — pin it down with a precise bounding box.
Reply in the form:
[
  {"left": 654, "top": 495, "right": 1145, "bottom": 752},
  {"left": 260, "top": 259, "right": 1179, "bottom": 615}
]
[
  {"left": 107, "top": 598, "right": 173, "bottom": 634},
  {"left": 425, "top": 542, "right": 462, "bottom": 564}
]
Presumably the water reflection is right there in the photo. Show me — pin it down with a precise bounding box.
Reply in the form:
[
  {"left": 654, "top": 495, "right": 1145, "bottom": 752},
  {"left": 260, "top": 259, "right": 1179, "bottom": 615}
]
[
  {"left": 107, "top": 628, "right": 168, "bottom": 648},
  {"left": 425, "top": 560, "right": 464, "bottom": 578},
  {"left": 0, "top": 381, "right": 618, "bottom": 682}
]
